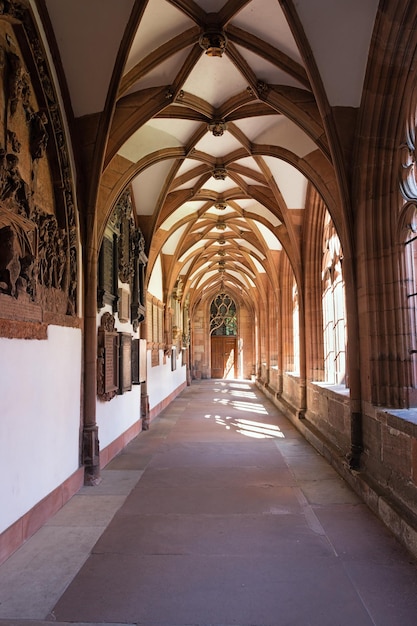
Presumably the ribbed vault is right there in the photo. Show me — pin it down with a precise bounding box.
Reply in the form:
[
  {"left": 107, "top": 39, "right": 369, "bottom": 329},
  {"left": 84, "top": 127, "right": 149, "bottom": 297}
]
[{"left": 49, "top": 0, "right": 378, "bottom": 319}]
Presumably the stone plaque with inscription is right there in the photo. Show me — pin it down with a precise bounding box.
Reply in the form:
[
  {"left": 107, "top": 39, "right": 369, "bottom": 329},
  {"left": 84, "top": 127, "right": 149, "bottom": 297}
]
[
  {"left": 98, "top": 234, "right": 117, "bottom": 310},
  {"left": 105, "top": 332, "right": 119, "bottom": 394},
  {"left": 97, "top": 312, "right": 119, "bottom": 401},
  {"left": 132, "top": 338, "right": 140, "bottom": 384},
  {"left": 118, "top": 287, "right": 129, "bottom": 323},
  {"left": 119, "top": 332, "right": 132, "bottom": 394},
  {"left": 132, "top": 338, "right": 146, "bottom": 383}
]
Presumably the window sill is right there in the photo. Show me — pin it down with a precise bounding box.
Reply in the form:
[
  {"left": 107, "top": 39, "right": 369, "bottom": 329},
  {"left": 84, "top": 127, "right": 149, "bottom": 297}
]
[{"left": 311, "top": 381, "right": 350, "bottom": 397}]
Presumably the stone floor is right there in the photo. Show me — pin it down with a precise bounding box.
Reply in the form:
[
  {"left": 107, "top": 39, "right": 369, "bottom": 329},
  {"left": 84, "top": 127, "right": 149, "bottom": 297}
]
[{"left": 1, "top": 379, "right": 417, "bottom": 626}]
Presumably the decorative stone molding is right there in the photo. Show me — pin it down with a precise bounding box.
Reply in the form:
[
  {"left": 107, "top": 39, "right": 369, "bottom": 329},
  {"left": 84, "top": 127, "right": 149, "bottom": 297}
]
[
  {"left": 208, "top": 120, "right": 227, "bottom": 136},
  {"left": 256, "top": 80, "right": 270, "bottom": 99},
  {"left": 213, "top": 166, "right": 227, "bottom": 180},
  {"left": 400, "top": 114, "right": 417, "bottom": 201},
  {"left": 199, "top": 28, "right": 227, "bottom": 57}
]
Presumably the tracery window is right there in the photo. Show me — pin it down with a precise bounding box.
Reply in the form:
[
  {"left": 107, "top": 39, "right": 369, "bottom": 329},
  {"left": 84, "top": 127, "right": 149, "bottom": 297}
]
[
  {"left": 322, "top": 211, "right": 347, "bottom": 385},
  {"left": 400, "top": 113, "right": 417, "bottom": 394},
  {"left": 210, "top": 292, "right": 237, "bottom": 336},
  {"left": 403, "top": 211, "right": 417, "bottom": 385}
]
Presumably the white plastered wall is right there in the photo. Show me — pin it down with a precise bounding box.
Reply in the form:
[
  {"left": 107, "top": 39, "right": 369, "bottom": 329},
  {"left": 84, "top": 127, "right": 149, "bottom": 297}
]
[
  {"left": 147, "top": 349, "right": 187, "bottom": 411},
  {"left": 146, "top": 254, "right": 187, "bottom": 410},
  {"left": 0, "top": 325, "right": 82, "bottom": 533},
  {"left": 97, "top": 385, "right": 141, "bottom": 449}
]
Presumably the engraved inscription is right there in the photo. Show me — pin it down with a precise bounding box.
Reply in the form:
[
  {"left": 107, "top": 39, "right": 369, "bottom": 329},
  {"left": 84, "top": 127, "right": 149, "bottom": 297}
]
[
  {"left": 119, "top": 332, "right": 132, "bottom": 394},
  {"left": 105, "top": 333, "right": 117, "bottom": 393},
  {"left": 97, "top": 312, "right": 119, "bottom": 401},
  {"left": 132, "top": 337, "right": 139, "bottom": 384},
  {"left": 119, "top": 287, "right": 129, "bottom": 323},
  {"left": 0, "top": 292, "right": 42, "bottom": 321},
  {"left": 102, "top": 237, "right": 114, "bottom": 295}
]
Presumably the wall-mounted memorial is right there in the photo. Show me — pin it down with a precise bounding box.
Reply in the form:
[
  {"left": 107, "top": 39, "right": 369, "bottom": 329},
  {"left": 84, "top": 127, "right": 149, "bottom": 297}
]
[
  {"left": 98, "top": 189, "right": 147, "bottom": 331},
  {"left": 97, "top": 312, "right": 119, "bottom": 401}
]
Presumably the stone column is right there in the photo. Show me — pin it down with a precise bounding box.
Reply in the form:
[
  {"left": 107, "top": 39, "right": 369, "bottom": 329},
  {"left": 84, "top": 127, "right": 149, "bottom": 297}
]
[
  {"left": 83, "top": 211, "right": 101, "bottom": 485},
  {"left": 298, "top": 294, "right": 307, "bottom": 419},
  {"left": 343, "top": 254, "right": 363, "bottom": 469},
  {"left": 140, "top": 318, "right": 150, "bottom": 429}
]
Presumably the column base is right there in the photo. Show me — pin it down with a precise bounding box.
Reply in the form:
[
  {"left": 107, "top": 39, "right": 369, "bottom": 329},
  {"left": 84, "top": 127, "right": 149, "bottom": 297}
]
[{"left": 83, "top": 424, "right": 101, "bottom": 485}]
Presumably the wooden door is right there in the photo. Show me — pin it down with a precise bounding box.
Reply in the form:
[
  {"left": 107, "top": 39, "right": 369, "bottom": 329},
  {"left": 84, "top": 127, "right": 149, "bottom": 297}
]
[{"left": 211, "top": 336, "right": 237, "bottom": 378}]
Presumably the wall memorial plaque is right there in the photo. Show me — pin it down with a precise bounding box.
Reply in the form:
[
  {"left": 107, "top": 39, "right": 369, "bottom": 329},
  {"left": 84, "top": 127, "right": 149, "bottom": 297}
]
[
  {"left": 119, "top": 332, "right": 132, "bottom": 394},
  {"left": 98, "top": 234, "right": 118, "bottom": 310},
  {"left": 132, "top": 338, "right": 140, "bottom": 384},
  {"left": 131, "top": 337, "right": 147, "bottom": 384},
  {"left": 118, "top": 287, "right": 129, "bottom": 323},
  {"left": 139, "top": 338, "right": 147, "bottom": 382},
  {"left": 97, "top": 312, "right": 119, "bottom": 401},
  {"left": 104, "top": 332, "right": 119, "bottom": 393}
]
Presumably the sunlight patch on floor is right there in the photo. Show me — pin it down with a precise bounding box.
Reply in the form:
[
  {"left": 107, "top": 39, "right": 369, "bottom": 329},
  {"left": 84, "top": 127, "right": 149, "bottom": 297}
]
[
  {"left": 203, "top": 414, "right": 284, "bottom": 439},
  {"left": 228, "top": 389, "right": 257, "bottom": 399},
  {"left": 204, "top": 381, "right": 283, "bottom": 438}
]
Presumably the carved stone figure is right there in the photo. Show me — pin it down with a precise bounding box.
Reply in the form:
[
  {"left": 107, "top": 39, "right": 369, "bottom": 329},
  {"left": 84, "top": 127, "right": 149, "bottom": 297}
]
[
  {"left": 8, "top": 51, "right": 28, "bottom": 116},
  {"left": 0, "top": 211, "right": 36, "bottom": 297},
  {"left": 29, "top": 109, "right": 48, "bottom": 160},
  {"left": 7, "top": 129, "right": 20, "bottom": 153},
  {"left": 0, "top": 153, "right": 31, "bottom": 216}
]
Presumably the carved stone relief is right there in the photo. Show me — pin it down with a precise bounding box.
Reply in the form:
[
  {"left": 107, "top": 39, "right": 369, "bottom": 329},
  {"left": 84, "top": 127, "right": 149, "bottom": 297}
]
[{"left": 0, "top": 2, "right": 78, "bottom": 328}]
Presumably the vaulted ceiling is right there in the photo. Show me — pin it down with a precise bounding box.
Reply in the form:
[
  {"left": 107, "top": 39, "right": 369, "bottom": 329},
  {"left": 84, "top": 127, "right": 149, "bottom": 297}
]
[{"left": 41, "top": 0, "right": 380, "bottom": 311}]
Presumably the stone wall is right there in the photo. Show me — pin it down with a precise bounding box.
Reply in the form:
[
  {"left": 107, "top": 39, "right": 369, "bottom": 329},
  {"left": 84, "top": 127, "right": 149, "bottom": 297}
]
[
  {"left": 305, "top": 383, "right": 351, "bottom": 454},
  {"left": 191, "top": 295, "right": 254, "bottom": 379}
]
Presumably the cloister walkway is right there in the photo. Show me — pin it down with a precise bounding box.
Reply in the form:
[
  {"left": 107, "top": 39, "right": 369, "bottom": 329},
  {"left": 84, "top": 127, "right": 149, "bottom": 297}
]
[{"left": 1, "top": 380, "right": 417, "bottom": 625}]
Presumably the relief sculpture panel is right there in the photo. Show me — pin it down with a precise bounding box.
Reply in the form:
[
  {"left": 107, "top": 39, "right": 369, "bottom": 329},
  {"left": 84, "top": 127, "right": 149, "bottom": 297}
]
[{"left": 0, "top": 2, "right": 78, "bottom": 333}]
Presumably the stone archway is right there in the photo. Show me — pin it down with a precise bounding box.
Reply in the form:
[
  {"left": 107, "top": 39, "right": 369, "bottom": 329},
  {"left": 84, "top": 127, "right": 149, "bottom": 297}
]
[{"left": 210, "top": 293, "right": 238, "bottom": 379}]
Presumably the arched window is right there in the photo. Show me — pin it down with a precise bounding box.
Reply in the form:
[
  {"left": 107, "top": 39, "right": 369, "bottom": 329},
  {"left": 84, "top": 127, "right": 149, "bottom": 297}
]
[
  {"left": 402, "top": 206, "right": 417, "bottom": 387},
  {"left": 322, "top": 211, "right": 347, "bottom": 385},
  {"left": 399, "top": 111, "right": 417, "bottom": 398},
  {"left": 210, "top": 292, "right": 237, "bottom": 336}
]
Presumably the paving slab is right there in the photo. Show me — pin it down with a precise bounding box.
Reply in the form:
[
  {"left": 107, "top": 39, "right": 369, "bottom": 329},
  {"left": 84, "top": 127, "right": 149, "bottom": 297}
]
[
  {"left": 51, "top": 553, "right": 375, "bottom": 625},
  {"left": 92, "top": 511, "right": 333, "bottom": 558}
]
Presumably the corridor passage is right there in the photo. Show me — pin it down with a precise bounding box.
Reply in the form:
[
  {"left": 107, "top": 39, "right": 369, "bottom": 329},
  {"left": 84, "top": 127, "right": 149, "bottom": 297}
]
[{"left": 2, "top": 380, "right": 417, "bottom": 626}]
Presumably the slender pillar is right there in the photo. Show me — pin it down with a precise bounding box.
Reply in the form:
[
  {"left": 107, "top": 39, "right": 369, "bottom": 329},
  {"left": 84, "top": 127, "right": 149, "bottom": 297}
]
[
  {"left": 140, "top": 319, "right": 150, "bottom": 430},
  {"left": 83, "top": 211, "right": 101, "bottom": 484},
  {"left": 298, "top": 295, "right": 307, "bottom": 419},
  {"left": 344, "top": 255, "right": 362, "bottom": 470}
]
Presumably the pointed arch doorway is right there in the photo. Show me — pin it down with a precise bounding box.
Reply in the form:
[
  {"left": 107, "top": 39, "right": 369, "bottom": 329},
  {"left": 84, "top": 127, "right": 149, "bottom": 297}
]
[{"left": 210, "top": 293, "right": 238, "bottom": 379}]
